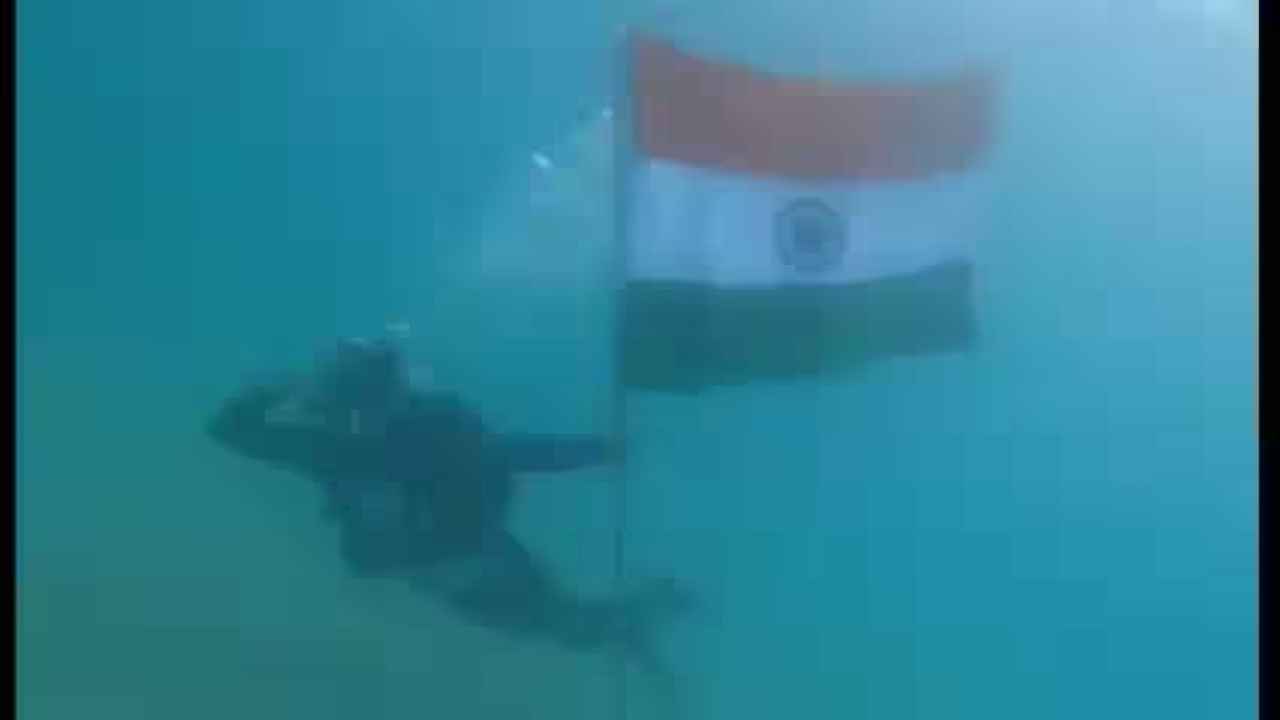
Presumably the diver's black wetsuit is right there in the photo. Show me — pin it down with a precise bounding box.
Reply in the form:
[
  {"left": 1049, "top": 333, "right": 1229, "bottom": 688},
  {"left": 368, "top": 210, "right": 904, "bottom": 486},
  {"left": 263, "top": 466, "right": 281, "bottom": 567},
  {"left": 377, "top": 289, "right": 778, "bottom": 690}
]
[{"left": 206, "top": 346, "right": 687, "bottom": 661}]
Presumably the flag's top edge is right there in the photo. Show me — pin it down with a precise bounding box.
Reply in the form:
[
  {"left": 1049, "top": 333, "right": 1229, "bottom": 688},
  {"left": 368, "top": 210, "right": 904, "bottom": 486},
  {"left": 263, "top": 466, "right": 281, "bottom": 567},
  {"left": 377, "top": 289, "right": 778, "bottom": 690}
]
[{"left": 626, "top": 33, "right": 1001, "bottom": 182}]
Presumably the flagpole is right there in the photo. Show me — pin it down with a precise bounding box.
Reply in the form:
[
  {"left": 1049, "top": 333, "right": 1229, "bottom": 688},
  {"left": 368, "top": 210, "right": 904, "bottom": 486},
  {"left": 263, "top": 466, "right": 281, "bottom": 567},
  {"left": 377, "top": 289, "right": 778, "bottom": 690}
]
[
  {"left": 609, "top": 9, "right": 703, "bottom": 716},
  {"left": 609, "top": 27, "right": 635, "bottom": 720}
]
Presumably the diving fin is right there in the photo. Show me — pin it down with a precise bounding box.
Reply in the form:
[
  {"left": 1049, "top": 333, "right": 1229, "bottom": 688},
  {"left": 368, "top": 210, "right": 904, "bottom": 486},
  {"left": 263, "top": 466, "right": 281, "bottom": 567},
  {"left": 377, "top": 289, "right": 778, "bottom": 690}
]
[{"left": 607, "top": 578, "right": 698, "bottom": 678}]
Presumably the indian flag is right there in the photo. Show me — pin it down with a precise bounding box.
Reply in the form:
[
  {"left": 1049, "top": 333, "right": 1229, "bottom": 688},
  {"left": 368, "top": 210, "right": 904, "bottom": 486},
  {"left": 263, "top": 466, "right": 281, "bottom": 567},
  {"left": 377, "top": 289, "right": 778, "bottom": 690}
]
[{"left": 617, "top": 35, "right": 1000, "bottom": 392}]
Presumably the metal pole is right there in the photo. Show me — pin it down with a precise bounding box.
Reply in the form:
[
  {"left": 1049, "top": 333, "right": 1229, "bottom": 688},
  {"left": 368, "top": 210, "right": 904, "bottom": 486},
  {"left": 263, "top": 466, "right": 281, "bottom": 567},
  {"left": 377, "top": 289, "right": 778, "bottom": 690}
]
[{"left": 610, "top": 29, "right": 634, "bottom": 720}]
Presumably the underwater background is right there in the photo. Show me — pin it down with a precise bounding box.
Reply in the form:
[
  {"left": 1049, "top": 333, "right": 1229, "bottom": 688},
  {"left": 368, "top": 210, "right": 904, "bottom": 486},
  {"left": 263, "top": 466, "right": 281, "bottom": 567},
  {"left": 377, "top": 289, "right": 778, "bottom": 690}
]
[{"left": 17, "top": 1, "right": 1257, "bottom": 718}]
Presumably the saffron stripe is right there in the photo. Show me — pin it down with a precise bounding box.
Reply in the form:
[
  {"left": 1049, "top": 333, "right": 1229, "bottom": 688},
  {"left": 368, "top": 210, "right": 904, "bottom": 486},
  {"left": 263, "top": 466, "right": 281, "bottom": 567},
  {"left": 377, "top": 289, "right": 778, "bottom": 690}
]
[{"left": 630, "top": 34, "right": 998, "bottom": 182}]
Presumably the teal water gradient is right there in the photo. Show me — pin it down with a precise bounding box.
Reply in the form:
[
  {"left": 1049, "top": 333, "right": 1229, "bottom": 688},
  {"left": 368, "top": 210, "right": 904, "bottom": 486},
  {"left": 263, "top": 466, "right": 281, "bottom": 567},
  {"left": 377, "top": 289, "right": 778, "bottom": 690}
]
[{"left": 18, "top": 1, "right": 1256, "bottom": 719}]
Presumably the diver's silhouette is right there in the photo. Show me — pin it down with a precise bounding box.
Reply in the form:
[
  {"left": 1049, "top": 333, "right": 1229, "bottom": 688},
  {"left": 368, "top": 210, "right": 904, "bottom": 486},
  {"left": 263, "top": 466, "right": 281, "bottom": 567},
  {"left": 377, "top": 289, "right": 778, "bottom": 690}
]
[{"left": 207, "top": 337, "right": 691, "bottom": 667}]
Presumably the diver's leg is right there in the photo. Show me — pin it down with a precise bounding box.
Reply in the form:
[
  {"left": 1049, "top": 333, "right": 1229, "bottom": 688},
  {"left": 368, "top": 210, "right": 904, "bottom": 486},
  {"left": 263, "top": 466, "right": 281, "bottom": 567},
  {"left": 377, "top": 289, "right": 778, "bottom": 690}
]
[
  {"left": 328, "top": 482, "right": 419, "bottom": 577},
  {"left": 438, "top": 532, "right": 692, "bottom": 664},
  {"left": 494, "top": 433, "right": 622, "bottom": 474},
  {"left": 435, "top": 533, "right": 560, "bottom": 637}
]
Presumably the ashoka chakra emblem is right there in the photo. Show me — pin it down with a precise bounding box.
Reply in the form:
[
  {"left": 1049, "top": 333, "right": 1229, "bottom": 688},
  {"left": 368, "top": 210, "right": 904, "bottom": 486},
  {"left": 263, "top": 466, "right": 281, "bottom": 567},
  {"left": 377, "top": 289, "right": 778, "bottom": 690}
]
[{"left": 774, "top": 198, "right": 848, "bottom": 274}]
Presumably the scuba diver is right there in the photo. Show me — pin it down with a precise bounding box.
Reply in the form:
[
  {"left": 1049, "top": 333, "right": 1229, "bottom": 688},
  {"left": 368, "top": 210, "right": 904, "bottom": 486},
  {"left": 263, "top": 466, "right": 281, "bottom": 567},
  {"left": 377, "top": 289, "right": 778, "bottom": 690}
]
[{"left": 205, "top": 335, "right": 692, "bottom": 670}]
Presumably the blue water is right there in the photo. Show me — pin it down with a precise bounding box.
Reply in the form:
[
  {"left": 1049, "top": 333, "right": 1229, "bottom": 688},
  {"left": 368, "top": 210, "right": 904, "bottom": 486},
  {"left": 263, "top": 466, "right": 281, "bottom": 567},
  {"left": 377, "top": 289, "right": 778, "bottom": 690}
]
[{"left": 17, "top": 1, "right": 1257, "bottom": 719}]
